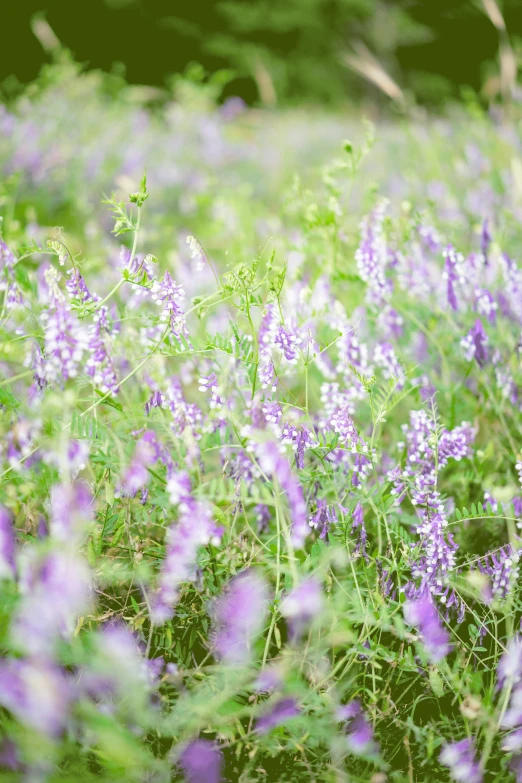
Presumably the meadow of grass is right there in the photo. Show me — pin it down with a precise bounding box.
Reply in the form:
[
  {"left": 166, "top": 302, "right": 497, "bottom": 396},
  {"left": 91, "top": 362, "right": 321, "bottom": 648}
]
[{"left": 1, "top": 63, "right": 522, "bottom": 782}]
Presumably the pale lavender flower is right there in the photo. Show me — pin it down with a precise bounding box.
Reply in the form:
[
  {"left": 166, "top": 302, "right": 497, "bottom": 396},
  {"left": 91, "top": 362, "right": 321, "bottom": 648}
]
[
  {"left": 213, "top": 569, "right": 269, "bottom": 664},
  {"left": 254, "top": 666, "right": 283, "bottom": 693},
  {"left": 0, "top": 659, "right": 71, "bottom": 737},
  {"left": 68, "top": 439, "right": 90, "bottom": 475},
  {"left": 404, "top": 596, "right": 451, "bottom": 662},
  {"left": 262, "top": 401, "right": 282, "bottom": 426},
  {"left": 256, "top": 697, "right": 300, "bottom": 734},
  {"left": 41, "top": 299, "right": 88, "bottom": 385},
  {"left": 377, "top": 305, "right": 403, "bottom": 339},
  {"left": 418, "top": 224, "right": 441, "bottom": 253},
  {"left": 5, "top": 418, "right": 39, "bottom": 471},
  {"left": 86, "top": 622, "right": 152, "bottom": 699},
  {"left": 281, "top": 577, "right": 323, "bottom": 639},
  {"left": 151, "top": 271, "right": 189, "bottom": 342},
  {"left": 478, "top": 545, "right": 521, "bottom": 601},
  {"left": 373, "top": 342, "right": 405, "bottom": 388},
  {"left": 144, "top": 388, "right": 166, "bottom": 415},
  {"left": 308, "top": 498, "right": 339, "bottom": 539},
  {"left": 220, "top": 95, "right": 246, "bottom": 119},
  {"left": 255, "top": 503, "right": 271, "bottom": 533},
  {"left": 351, "top": 502, "right": 368, "bottom": 560},
  {"left": 330, "top": 407, "right": 366, "bottom": 453},
  {"left": 481, "top": 218, "right": 491, "bottom": 262},
  {"left": 0, "top": 240, "right": 23, "bottom": 311},
  {"left": 391, "top": 410, "right": 474, "bottom": 602},
  {"left": 116, "top": 430, "right": 160, "bottom": 498},
  {"left": 151, "top": 499, "right": 220, "bottom": 625},
  {"left": 281, "top": 424, "right": 317, "bottom": 469},
  {"left": 29, "top": 342, "right": 47, "bottom": 395},
  {"left": 66, "top": 267, "right": 97, "bottom": 305},
  {"left": 501, "top": 689, "right": 522, "bottom": 732},
  {"left": 198, "top": 372, "right": 222, "bottom": 410},
  {"left": 352, "top": 452, "right": 372, "bottom": 487},
  {"left": 229, "top": 448, "right": 261, "bottom": 488},
  {"left": 497, "top": 636, "right": 522, "bottom": 692},
  {"left": 186, "top": 235, "right": 207, "bottom": 273},
  {"left": 461, "top": 320, "right": 488, "bottom": 366},
  {"left": 337, "top": 700, "right": 377, "bottom": 755},
  {"left": 443, "top": 244, "right": 463, "bottom": 311},
  {"left": 257, "top": 442, "right": 309, "bottom": 548},
  {"left": 179, "top": 740, "right": 222, "bottom": 783},
  {"left": 440, "top": 738, "right": 482, "bottom": 783},
  {"left": 50, "top": 481, "right": 93, "bottom": 544},
  {"left": 259, "top": 356, "right": 277, "bottom": 393},
  {"left": 0, "top": 506, "right": 15, "bottom": 579},
  {"left": 273, "top": 322, "right": 303, "bottom": 364},
  {"left": 474, "top": 288, "right": 497, "bottom": 324},
  {"left": 166, "top": 471, "right": 192, "bottom": 505},
  {"left": 168, "top": 378, "right": 203, "bottom": 442},
  {"left": 355, "top": 198, "right": 390, "bottom": 305},
  {"left": 85, "top": 306, "right": 118, "bottom": 395},
  {"left": 12, "top": 550, "right": 91, "bottom": 655}
]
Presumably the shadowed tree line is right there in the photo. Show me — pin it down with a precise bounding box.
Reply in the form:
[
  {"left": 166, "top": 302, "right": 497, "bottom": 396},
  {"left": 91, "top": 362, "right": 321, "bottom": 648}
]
[{"left": 2, "top": 0, "right": 522, "bottom": 107}]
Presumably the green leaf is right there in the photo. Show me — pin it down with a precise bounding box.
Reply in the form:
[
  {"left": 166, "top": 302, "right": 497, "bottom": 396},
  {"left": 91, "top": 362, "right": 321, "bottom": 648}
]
[{"left": 94, "top": 390, "right": 123, "bottom": 411}]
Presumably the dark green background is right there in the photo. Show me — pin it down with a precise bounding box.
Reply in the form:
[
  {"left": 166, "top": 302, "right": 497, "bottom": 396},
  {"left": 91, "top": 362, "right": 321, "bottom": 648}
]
[{"left": 2, "top": 0, "right": 522, "bottom": 105}]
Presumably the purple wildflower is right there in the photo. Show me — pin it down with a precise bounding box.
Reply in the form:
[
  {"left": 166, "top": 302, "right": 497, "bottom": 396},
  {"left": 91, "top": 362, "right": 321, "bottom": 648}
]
[
  {"left": 373, "top": 342, "right": 405, "bottom": 388},
  {"left": 337, "top": 700, "right": 377, "bottom": 755},
  {"left": 0, "top": 507, "right": 16, "bottom": 580},
  {"left": 144, "top": 388, "right": 166, "bottom": 415},
  {"left": 179, "top": 740, "right": 223, "bottom": 783},
  {"left": 497, "top": 636, "right": 522, "bottom": 692},
  {"left": 116, "top": 430, "right": 160, "bottom": 498},
  {"left": 151, "top": 271, "right": 188, "bottom": 343},
  {"left": 41, "top": 292, "right": 88, "bottom": 385},
  {"left": 273, "top": 322, "right": 303, "bottom": 364},
  {"left": 262, "top": 400, "right": 282, "bottom": 427},
  {"left": 330, "top": 407, "right": 366, "bottom": 453},
  {"left": 151, "top": 499, "right": 220, "bottom": 625},
  {"left": 308, "top": 498, "right": 339, "bottom": 539},
  {"left": 478, "top": 545, "right": 521, "bottom": 601},
  {"left": 0, "top": 659, "right": 71, "bottom": 737},
  {"left": 166, "top": 470, "right": 192, "bottom": 505},
  {"left": 481, "top": 218, "right": 491, "bottom": 262},
  {"left": 12, "top": 550, "right": 91, "bottom": 655},
  {"left": 256, "top": 697, "right": 300, "bottom": 734},
  {"left": 440, "top": 738, "right": 482, "bottom": 783},
  {"left": 443, "top": 244, "right": 463, "bottom": 311},
  {"left": 281, "top": 423, "right": 317, "bottom": 468},
  {"left": 377, "top": 305, "right": 403, "bottom": 339},
  {"left": 355, "top": 198, "right": 390, "bottom": 306},
  {"left": 186, "top": 235, "right": 207, "bottom": 273},
  {"left": 351, "top": 502, "right": 368, "bottom": 560},
  {"left": 257, "top": 442, "right": 309, "bottom": 548},
  {"left": 281, "top": 577, "right": 323, "bottom": 639},
  {"left": 474, "top": 288, "right": 497, "bottom": 324},
  {"left": 259, "top": 356, "right": 277, "bottom": 394},
  {"left": 50, "top": 481, "right": 93, "bottom": 544},
  {"left": 390, "top": 410, "right": 474, "bottom": 603},
  {"left": 404, "top": 596, "right": 451, "bottom": 663},
  {"left": 66, "top": 267, "right": 97, "bottom": 305},
  {"left": 461, "top": 319, "right": 488, "bottom": 366},
  {"left": 212, "top": 570, "right": 269, "bottom": 664},
  {"left": 255, "top": 503, "right": 271, "bottom": 533},
  {"left": 85, "top": 306, "right": 118, "bottom": 395},
  {"left": 199, "top": 372, "right": 223, "bottom": 410},
  {"left": 254, "top": 666, "right": 283, "bottom": 693}
]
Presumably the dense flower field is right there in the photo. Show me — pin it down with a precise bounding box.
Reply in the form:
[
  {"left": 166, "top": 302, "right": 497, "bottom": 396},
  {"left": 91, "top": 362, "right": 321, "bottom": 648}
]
[{"left": 2, "top": 67, "right": 522, "bottom": 782}]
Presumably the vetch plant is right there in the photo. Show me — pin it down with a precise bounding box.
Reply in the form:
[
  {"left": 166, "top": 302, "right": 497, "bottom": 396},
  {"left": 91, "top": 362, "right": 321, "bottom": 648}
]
[{"left": 2, "top": 64, "right": 522, "bottom": 782}]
